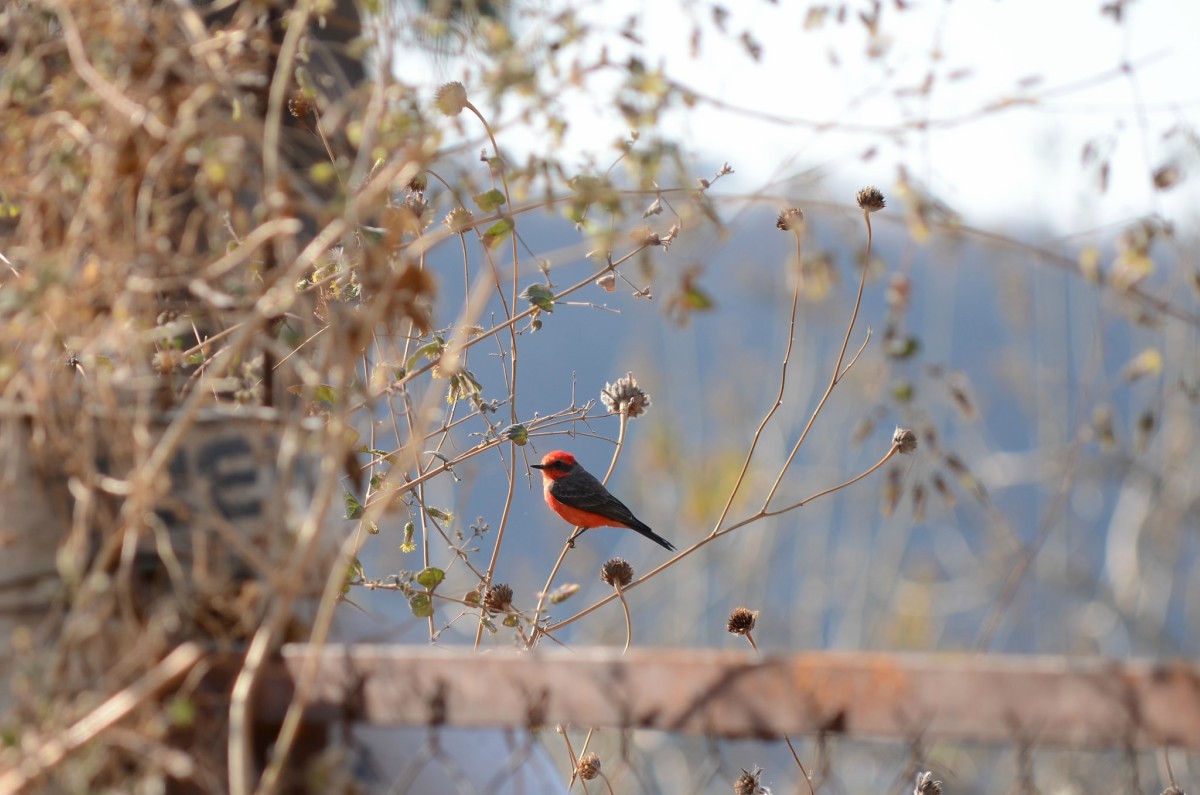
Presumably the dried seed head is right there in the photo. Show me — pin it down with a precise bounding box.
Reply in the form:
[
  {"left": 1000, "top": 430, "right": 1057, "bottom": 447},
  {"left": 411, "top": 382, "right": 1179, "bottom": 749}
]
[
  {"left": 601, "top": 372, "right": 652, "bottom": 419},
  {"left": 776, "top": 207, "right": 805, "bottom": 231},
  {"left": 893, "top": 427, "right": 918, "bottom": 454},
  {"left": 727, "top": 607, "right": 758, "bottom": 636},
  {"left": 435, "top": 81, "right": 469, "bottom": 116},
  {"left": 734, "top": 767, "right": 767, "bottom": 795},
  {"left": 444, "top": 207, "right": 474, "bottom": 234},
  {"left": 577, "top": 752, "right": 602, "bottom": 781},
  {"left": 631, "top": 226, "right": 661, "bottom": 246},
  {"left": 484, "top": 583, "right": 513, "bottom": 613},
  {"left": 287, "top": 92, "right": 313, "bottom": 120},
  {"left": 595, "top": 272, "right": 617, "bottom": 292},
  {"left": 407, "top": 173, "right": 429, "bottom": 193},
  {"left": 914, "top": 771, "right": 943, "bottom": 795},
  {"left": 856, "top": 186, "right": 886, "bottom": 213},
  {"left": 600, "top": 558, "right": 634, "bottom": 588}
]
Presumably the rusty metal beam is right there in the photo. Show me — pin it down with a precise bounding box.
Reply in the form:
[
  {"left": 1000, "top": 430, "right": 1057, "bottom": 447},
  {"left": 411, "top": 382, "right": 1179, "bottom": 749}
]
[{"left": 271, "top": 646, "right": 1200, "bottom": 749}]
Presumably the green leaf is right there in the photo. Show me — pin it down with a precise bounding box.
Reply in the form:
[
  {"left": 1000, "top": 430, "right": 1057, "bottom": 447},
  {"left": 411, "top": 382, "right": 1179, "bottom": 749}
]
[
  {"left": 426, "top": 507, "right": 453, "bottom": 523},
  {"left": 886, "top": 336, "right": 922, "bottom": 360},
  {"left": 446, "top": 370, "right": 482, "bottom": 405},
  {"left": 409, "top": 593, "right": 433, "bottom": 618},
  {"left": 425, "top": 450, "right": 454, "bottom": 466},
  {"left": 499, "top": 423, "right": 528, "bottom": 445},
  {"left": 341, "top": 559, "right": 363, "bottom": 593},
  {"left": 416, "top": 567, "right": 445, "bottom": 589},
  {"left": 520, "top": 283, "right": 555, "bottom": 313},
  {"left": 309, "top": 161, "right": 338, "bottom": 185},
  {"left": 472, "top": 188, "right": 507, "bottom": 212},
  {"left": 464, "top": 590, "right": 481, "bottom": 605},
  {"left": 502, "top": 614, "right": 519, "bottom": 628},
  {"left": 405, "top": 339, "right": 445, "bottom": 372},
  {"left": 483, "top": 218, "right": 514, "bottom": 247},
  {"left": 287, "top": 383, "right": 339, "bottom": 407},
  {"left": 167, "top": 696, "right": 196, "bottom": 728},
  {"left": 684, "top": 285, "right": 713, "bottom": 310},
  {"left": 344, "top": 490, "right": 363, "bottom": 520}
]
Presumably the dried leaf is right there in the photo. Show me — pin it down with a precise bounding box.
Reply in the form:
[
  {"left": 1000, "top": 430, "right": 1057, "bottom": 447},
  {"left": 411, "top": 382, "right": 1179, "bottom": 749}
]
[{"left": 547, "top": 583, "right": 580, "bottom": 604}]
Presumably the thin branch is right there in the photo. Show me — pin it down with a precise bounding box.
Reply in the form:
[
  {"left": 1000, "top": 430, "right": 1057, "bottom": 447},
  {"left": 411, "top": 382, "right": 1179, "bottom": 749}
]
[
  {"left": 615, "top": 583, "right": 632, "bottom": 655},
  {"left": 759, "top": 209, "right": 874, "bottom": 513},
  {"left": 48, "top": 1, "right": 170, "bottom": 139},
  {"left": 706, "top": 232, "right": 805, "bottom": 540},
  {"left": 763, "top": 443, "right": 899, "bottom": 518}
]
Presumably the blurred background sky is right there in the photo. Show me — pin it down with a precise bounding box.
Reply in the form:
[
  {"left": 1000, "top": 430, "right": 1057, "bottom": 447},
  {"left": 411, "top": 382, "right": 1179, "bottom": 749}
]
[
  {"left": 593, "top": 0, "right": 1200, "bottom": 232},
  {"left": 400, "top": 0, "right": 1200, "bottom": 232}
]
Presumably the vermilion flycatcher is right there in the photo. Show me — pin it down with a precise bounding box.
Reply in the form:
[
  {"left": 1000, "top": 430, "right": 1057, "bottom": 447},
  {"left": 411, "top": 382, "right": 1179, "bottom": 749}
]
[{"left": 531, "top": 450, "right": 676, "bottom": 551}]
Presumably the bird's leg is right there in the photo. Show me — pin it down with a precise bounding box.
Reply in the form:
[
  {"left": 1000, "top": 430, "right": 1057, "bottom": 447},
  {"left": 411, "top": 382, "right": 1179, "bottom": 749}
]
[{"left": 567, "top": 527, "right": 587, "bottom": 547}]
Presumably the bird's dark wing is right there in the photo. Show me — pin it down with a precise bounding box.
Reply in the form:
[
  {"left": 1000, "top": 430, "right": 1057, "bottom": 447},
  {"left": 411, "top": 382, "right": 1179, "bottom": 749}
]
[
  {"left": 549, "top": 470, "right": 676, "bottom": 550},
  {"left": 548, "top": 469, "right": 639, "bottom": 525}
]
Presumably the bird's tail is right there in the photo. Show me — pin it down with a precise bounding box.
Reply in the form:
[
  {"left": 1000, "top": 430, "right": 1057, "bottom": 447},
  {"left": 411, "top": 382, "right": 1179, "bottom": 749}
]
[{"left": 628, "top": 519, "right": 676, "bottom": 551}]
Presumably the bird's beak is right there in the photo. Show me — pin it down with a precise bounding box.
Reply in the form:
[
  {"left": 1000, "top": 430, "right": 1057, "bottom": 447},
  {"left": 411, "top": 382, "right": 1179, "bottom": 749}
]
[{"left": 530, "top": 463, "right": 546, "bottom": 470}]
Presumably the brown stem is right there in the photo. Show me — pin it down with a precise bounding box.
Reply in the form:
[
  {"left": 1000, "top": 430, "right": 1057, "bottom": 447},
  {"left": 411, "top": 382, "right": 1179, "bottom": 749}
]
[
  {"left": 707, "top": 232, "right": 805, "bottom": 539},
  {"left": 759, "top": 209, "right": 874, "bottom": 512},
  {"left": 569, "top": 729, "right": 597, "bottom": 791},
  {"left": 529, "top": 539, "right": 574, "bottom": 649},
  {"left": 560, "top": 727, "right": 580, "bottom": 789},
  {"left": 762, "top": 444, "right": 899, "bottom": 518},
  {"left": 615, "top": 583, "right": 632, "bottom": 655},
  {"left": 740, "top": 633, "right": 814, "bottom": 795}
]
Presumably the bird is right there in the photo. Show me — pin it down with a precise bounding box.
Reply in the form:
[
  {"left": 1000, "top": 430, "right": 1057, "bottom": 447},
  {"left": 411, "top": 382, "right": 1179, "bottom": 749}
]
[{"left": 531, "top": 450, "right": 676, "bottom": 551}]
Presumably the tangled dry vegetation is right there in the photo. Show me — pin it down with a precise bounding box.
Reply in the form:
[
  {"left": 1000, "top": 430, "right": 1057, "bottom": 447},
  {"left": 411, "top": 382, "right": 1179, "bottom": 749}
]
[
  {"left": 0, "top": 1, "right": 386, "bottom": 789},
  {"left": 0, "top": 0, "right": 730, "bottom": 789}
]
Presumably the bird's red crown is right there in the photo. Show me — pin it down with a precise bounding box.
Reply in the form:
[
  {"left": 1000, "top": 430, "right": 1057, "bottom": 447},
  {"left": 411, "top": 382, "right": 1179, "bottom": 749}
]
[{"left": 531, "top": 450, "right": 577, "bottom": 477}]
